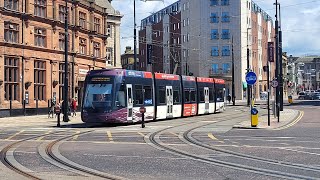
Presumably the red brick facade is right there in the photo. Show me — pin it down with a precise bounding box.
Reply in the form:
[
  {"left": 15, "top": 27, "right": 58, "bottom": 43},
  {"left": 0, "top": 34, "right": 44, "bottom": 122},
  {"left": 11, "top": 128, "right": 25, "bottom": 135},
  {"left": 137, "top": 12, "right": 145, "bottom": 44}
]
[{"left": 0, "top": 0, "right": 121, "bottom": 111}]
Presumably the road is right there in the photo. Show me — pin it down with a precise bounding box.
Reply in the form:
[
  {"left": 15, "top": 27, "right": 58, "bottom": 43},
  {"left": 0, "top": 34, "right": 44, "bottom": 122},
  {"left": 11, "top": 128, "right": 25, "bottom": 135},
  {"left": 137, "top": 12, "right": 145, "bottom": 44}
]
[{"left": 0, "top": 101, "right": 319, "bottom": 180}]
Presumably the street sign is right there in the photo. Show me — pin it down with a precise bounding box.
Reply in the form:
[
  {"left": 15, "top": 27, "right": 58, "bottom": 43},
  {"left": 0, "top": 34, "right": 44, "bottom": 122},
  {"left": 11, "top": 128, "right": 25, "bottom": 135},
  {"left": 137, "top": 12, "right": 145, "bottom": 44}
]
[
  {"left": 268, "top": 42, "right": 274, "bottom": 62},
  {"left": 147, "top": 44, "right": 152, "bottom": 64},
  {"left": 245, "top": 72, "right": 257, "bottom": 85},
  {"left": 251, "top": 108, "right": 258, "bottom": 115},
  {"left": 271, "top": 79, "right": 278, "bottom": 88}
]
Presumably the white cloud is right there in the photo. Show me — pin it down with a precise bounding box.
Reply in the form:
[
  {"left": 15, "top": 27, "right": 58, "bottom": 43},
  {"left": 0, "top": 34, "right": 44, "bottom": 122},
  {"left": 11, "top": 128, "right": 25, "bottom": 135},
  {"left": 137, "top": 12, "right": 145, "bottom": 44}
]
[{"left": 112, "top": 0, "right": 320, "bottom": 56}]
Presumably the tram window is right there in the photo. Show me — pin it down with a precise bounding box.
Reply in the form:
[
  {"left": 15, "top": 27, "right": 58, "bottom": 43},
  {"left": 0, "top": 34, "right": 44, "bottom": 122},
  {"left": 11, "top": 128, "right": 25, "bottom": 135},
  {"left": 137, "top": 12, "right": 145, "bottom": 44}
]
[
  {"left": 209, "top": 88, "right": 214, "bottom": 101},
  {"left": 116, "top": 83, "right": 125, "bottom": 107},
  {"left": 135, "top": 85, "right": 143, "bottom": 105},
  {"left": 173, "top": 90, "right": 180, "bottom": 103},
  {"left": 159, "top": 86, "right": 166, "bottom": 104},
  {"left": 184, "top": 90, "right": 190, "bottom": 103},
  {"left": 144, "top": 85, "right": 153, "bottom": 105},
  {"left": 190, "top": 90, "right": 196, "bottom": 102},
  {"left": 199, "top": 89, "right": 204, "bottom": 102}
]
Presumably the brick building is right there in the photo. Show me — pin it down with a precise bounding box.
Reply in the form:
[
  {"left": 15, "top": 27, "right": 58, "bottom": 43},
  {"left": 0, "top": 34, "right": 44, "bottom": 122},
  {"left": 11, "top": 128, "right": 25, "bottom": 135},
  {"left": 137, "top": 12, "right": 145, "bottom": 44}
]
[{"left": 0, "top": 0, "right": 122, "bottom": 114}]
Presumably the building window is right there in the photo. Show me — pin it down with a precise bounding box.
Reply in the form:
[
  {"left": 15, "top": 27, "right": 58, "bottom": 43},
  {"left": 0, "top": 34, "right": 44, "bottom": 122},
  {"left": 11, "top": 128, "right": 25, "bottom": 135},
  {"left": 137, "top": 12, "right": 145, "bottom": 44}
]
[
  {"left": 93, "top": 17, "right": 101, "bottom": 33},
  {"left": 4, "top": 57, "right": 19, "bottom": 101},
  {"left": 79, "top": 38, "right": 87, "bottom": 55},
  {"left": 59, "top": 32, "right": 70, "bottom": 51},
  {"left": 106, "top": 47, "right": 113, "bottom": 65},
  {"left": 4, "top": 0, "right": 19, "bottom": 11},
  {"left": 59, "top": 63, "right": 70, "bottom": 101},
  {"left": 221, "top": 29, "right": 230, "bottom": 39},
  {"left": 211, "top": 64, "right": 219, "bottom": 74},
  {"left": 222, "top": 12, "right": 230, "bottom": 22},
  {"left": 34, "top": 0, "right": 46, "bottom": 17},
  {"left": 210, "top": 13, "right": 219, "bottom": 23},
  {"left": 210, "top": 0, "right": 218, "bottom": 6},
  {"left": 211, "top": 29, "right": 218, "bottom": 39},
  {"left": 93, "top": 42, "right": 100, "bottom": 57},
  {"left": 58, "top": 5, "right": 68, "bottom": 22},
  {"left": 222, "top": 46, "right": 230, "bottom": 56},
  {"left": 4, "top": 22, "right": 19, "bottom": 43},
  {"left": 221, "top": 0, "right": 229, "bottom": 6},
  {"left": 222, "top": 63, "right": 230, "bottom": 73},
  {"left": 79, "top": 12, "right": 86, "bottom": 29},
  {"left": 211, "top": 46, "right": 219, "bottom": 56},
  {"left": 34, "top": 60, "right": 46, "bottom": 100},
  {"left": 34, "top": 28, "right": 46, "bottom": 47}
]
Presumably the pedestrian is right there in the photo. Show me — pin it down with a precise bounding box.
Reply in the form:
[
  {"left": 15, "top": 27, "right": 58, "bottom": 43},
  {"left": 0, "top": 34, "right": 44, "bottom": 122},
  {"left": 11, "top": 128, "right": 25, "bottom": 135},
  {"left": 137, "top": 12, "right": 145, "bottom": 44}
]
[
  {"left": 227, "top": 94, "right": 231, "bottom": 104},
  {"left": 49, "top": 99, "right": 56, "bottom": 118},
  {"left": 71, "top": 98, "right": 77, "bottom": 117}
]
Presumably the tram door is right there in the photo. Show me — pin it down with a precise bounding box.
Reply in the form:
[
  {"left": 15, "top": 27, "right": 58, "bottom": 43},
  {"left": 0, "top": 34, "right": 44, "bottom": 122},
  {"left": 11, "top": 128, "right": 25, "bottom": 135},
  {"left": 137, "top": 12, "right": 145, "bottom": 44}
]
[
  {"left": 166, "top": 86, "right": 173, "bottom": 118},
  {"left": 204, "top": 87, "right": 209, "bottom": 113},
  {"left": 126, "top": 84, "right": 133, "bottom": 121}
]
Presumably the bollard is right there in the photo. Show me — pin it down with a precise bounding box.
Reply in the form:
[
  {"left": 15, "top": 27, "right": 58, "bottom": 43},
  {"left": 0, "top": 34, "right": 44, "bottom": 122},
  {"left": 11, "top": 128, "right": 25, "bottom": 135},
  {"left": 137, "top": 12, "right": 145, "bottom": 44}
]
[
  {"left": 139, "top": 106, "right": 146, "bottom": 128},
  {"left": 23, "top": 100, "right": 26, "bottom": 116},
  {"left": 9, "top": 100, "right": 12, "bottom": 116},
  {"left": 57, "top": 113, "right": 61, "bottom": 127},
  {"left": 251, "top": 108, "right": 258, "bottom": 127},
  {"left": 36, "top": 99, "right": 39, "bottom": 115}
]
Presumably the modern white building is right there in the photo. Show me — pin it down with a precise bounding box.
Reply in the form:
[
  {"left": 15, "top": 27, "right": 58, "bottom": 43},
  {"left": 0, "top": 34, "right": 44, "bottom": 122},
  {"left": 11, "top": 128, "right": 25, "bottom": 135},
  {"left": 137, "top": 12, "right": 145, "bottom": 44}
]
[{"left": 139, "top": 0, "right": 275, "bottom": 100}]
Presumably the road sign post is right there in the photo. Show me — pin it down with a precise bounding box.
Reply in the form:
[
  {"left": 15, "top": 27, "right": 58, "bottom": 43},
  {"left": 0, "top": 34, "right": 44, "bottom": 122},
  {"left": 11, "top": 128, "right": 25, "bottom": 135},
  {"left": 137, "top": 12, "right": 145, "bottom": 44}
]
[{"left": 246, "top": 72, "right": 257, "bottom": 127}]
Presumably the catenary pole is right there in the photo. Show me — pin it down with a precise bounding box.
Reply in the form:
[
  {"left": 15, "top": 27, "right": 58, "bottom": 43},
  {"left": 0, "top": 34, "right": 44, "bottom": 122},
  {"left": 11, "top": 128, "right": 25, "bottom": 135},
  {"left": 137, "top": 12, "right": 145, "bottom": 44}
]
[{"left": 63, "top": 0, "right": 69, "bottom": 122}]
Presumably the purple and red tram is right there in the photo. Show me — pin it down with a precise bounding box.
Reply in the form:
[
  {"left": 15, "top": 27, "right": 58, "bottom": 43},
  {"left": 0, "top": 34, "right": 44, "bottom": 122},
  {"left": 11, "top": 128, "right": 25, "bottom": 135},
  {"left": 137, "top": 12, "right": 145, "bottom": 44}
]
[{"left": 81, "top": 69, "right": 225, "bottom": 123}]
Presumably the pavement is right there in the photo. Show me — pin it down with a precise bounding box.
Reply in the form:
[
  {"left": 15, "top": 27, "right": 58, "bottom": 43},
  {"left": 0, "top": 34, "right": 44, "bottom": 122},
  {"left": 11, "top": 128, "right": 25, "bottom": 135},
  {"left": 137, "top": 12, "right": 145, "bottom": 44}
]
[
  {"left": 230, "top": 99, "right": 302, "bottom": 130},
  {"left": 0, "top": 99, "right": 302, "bottom": 131}
]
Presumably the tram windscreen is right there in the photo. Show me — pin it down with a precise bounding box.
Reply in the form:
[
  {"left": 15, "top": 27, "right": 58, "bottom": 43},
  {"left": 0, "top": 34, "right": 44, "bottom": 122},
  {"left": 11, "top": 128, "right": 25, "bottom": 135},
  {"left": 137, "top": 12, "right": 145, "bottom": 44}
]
[{"left": 83, "top": 83, "right": 113, "bottom": 112}]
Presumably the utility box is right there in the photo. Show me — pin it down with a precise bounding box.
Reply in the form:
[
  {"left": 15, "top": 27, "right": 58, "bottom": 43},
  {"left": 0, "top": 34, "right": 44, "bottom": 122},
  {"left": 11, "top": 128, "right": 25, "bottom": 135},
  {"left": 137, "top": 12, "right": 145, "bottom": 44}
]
[{"left": 251, "top": 108, "right": 258, "bottom": 127}]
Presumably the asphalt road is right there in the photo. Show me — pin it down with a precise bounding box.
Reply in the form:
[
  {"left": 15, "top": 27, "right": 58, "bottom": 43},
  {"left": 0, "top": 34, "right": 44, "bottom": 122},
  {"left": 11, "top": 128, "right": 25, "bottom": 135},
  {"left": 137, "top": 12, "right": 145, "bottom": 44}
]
[{"left": 0, "top": 101, "right": 319, "bottom": 180}]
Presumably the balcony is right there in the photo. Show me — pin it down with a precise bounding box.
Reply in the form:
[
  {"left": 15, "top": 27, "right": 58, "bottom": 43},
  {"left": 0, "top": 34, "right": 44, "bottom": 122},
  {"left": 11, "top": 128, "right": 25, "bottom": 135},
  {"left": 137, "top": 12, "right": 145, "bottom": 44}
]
[{"left": 209, "top": 68, "right": 232, "bottom": 80}]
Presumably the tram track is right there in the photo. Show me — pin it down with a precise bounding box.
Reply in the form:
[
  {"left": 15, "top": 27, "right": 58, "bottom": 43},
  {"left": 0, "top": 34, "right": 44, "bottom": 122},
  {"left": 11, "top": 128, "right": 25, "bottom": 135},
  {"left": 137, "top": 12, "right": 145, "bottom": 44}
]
[
  {"left": 0, "top": 130, "right": 65, "bottom": 180},
  {"left": 45, "top": 130, "right": 126, "bottom": 180},
  {"left": 147, "top": 113, "right": 320, "bottom": 180}
]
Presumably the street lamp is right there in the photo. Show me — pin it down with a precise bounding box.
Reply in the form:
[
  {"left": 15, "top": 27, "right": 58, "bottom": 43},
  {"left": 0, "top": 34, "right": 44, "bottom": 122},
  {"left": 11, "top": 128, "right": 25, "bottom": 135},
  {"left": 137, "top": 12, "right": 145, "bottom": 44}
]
[
  {"left": 231, "top": 36, "right": 235, "bottom": 105},
  {"left": 246, "top": 27, "right": 251, "bottom": 106},
  {"left": 63, "top": 0, "right": 69, "bottom": 122}
]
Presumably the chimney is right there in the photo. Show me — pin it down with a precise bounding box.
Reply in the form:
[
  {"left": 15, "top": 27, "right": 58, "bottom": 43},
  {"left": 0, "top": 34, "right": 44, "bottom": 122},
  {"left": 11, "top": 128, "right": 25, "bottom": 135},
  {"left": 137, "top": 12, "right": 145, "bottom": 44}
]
[{"left": 125, "top": 46, "right": 132, "bottom": 53}]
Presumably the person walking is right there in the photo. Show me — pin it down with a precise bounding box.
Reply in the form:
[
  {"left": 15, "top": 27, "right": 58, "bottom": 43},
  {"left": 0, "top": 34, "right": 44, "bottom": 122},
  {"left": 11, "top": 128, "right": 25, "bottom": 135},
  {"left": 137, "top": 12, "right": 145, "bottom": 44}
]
[
  {"left": 71, "top": 98, "right": 77, "bottom": 117},
  {"left": 227, "top": 94, "right": 231, "bottom": 104}
]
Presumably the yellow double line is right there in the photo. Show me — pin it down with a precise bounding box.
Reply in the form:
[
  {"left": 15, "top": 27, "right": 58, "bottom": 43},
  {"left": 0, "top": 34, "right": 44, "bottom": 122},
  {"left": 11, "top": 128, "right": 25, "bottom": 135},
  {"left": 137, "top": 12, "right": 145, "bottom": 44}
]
[{"left": 274, "top": 111, "right": 304, "bottom": 131}]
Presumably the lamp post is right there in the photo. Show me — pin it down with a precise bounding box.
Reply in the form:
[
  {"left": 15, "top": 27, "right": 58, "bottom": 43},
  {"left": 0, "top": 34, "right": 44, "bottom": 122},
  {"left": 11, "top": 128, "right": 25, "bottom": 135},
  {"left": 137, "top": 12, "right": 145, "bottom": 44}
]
[
  {"left": 231, "top": 36, "right": 235, "bottom": 105},
  {"left": 246, "top": 27, "right": 251, "bottom": 106},
  {"left": 63, "top": 0, "right": 69, "bottom": 122}
]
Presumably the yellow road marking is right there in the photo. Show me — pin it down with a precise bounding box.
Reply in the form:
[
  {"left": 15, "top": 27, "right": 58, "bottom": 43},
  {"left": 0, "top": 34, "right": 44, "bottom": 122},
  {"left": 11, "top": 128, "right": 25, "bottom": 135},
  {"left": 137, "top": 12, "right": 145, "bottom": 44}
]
[
  {"left": 170, "top": 132, "right": 179, "bottom": 137},
  {"left": 107, "top": 131, "right": 114, "bottom": 142},
  {"left": 137, "top": 132, "right": 145, "bottom": 137},
  {"left": 72, "top": 131, "right": 81, "bottom": 140},
  {"left": 36, "top": 131, "right": 52, "bottom": 141},
  {"left": 208, "top": 133, "right": 224, "bottom": 143},
  {"left": 274, "top": 111, "right": 304, "bottom": 131},
  {"left": 5, "top": 130, "right": 25, "bottom": 141}
]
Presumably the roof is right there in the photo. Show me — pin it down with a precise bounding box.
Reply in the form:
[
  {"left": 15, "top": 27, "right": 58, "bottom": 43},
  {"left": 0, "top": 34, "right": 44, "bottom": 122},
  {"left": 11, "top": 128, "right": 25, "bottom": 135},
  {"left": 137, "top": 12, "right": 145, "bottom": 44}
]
[
  {"left": 295, "top": 57, "right": 319, "bottom": 63},
  {"left": 94, "top": 0, "right": 121, "bottom": 15}
]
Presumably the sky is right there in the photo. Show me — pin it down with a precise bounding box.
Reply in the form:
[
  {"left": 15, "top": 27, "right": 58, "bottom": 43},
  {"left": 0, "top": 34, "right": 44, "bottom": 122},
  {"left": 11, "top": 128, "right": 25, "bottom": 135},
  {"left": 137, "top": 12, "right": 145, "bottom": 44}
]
[{"left": 111, "top": 0, "right": 320, "bottom": 57}]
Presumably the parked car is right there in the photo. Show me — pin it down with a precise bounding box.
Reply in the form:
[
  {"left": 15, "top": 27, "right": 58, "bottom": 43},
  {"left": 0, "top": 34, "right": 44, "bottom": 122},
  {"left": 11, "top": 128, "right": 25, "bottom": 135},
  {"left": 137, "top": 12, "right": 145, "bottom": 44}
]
[
  {"left": 298, "top": 92, "right": 306, "bottom": 99},
  {"left": 312, "top": 92, "right": 320, "bottom": 100}
]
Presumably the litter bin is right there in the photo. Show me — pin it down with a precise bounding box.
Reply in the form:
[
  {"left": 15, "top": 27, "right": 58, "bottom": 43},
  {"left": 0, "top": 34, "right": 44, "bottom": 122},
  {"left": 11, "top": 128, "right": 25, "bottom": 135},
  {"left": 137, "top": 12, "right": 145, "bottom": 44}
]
[
  {"left": 288, "top": 95, "right": 293, "bottom": 104},
  {"left": 251, "top": 108, "right": 258, "bottom": 127}
]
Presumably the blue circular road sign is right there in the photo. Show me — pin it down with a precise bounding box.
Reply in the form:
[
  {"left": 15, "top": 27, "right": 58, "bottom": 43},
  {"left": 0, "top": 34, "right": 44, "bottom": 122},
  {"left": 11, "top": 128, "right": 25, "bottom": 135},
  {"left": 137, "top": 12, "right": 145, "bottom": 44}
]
[{"left": 246, "top": 72, "right": 257, "bottom": 85}]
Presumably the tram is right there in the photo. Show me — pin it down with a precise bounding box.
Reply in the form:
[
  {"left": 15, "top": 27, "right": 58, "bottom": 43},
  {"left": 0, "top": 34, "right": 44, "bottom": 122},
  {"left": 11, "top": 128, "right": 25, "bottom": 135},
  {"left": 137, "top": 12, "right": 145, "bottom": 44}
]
[{"left": 81, "top": 69, "right": 226, "bottom": 123}]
